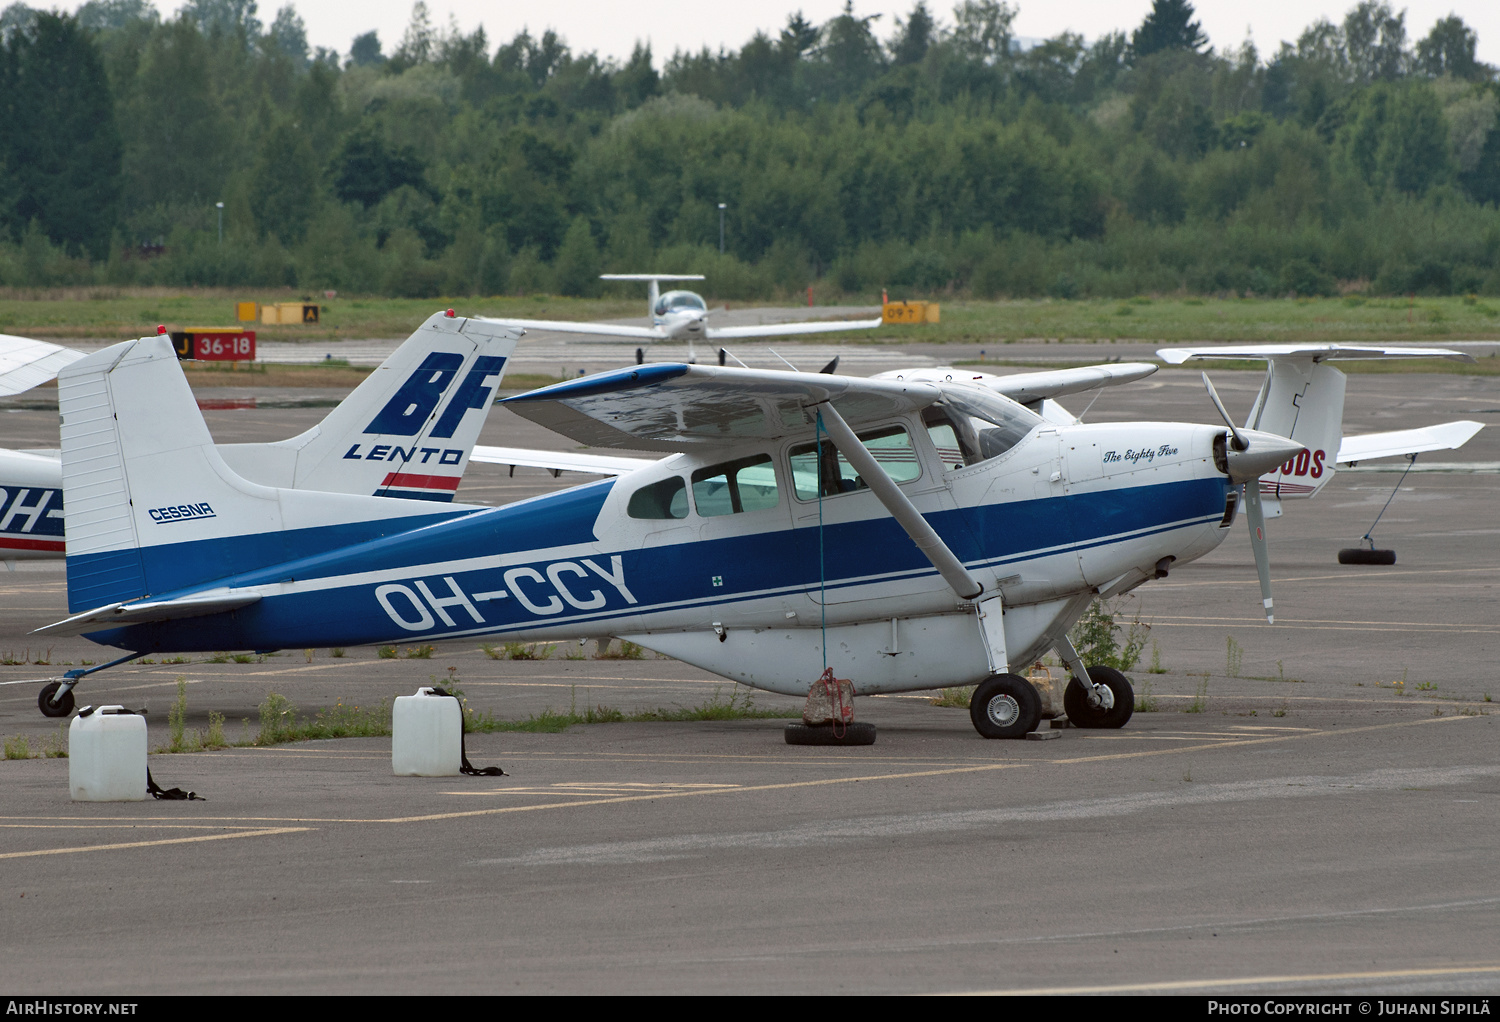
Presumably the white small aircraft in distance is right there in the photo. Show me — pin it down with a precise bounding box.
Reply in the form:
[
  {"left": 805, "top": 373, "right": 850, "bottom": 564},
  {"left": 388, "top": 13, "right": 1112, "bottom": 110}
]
[
  {"left": 479, "top": 274, "right": 883, "bottom": 350},
  {"left": 1157, "top": 344, "right": 1484, "bottom": 563},
  {"left": 0, "top": 313, "right": 519, "bottom": 562},
  {"left": 30, "top": 327, "right": 1310, "bottom": 744}
]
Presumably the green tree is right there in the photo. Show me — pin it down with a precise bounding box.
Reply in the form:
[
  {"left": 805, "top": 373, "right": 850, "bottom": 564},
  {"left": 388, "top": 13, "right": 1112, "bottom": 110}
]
[
  {"left": 1, "top": 12, "right": 122, "bottom": 257},
  {"left": 553, "top": 216, "right": 600, "bottom": 296},
  {"left": 249, "top": 124, "right": 320, "bottom": 244},
  {"left": 890, "top": 2, "right": 935, "bottom": 67},
  {"left": 1131, "top": 0, "right": 1208, "bottom": 60},
  {"left": 1416, "top": 15, "right": 1483, "bottom": 80}
]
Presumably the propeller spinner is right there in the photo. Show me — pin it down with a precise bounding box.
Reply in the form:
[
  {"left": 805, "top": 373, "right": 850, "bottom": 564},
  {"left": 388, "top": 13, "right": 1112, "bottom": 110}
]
[{"left": 1202, "top": 372, "right": 1306, "bottom": 623}]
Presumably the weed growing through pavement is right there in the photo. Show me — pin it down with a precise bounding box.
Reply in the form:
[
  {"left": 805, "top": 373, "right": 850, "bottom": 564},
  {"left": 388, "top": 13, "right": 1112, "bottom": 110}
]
[
  {"left": 1135, "top": 679, "right": 1159, "bottom": 712},
  {"left": 331, "top": 648, "right": 346, "bottom": 658},
  {"left": 1070, "top": 598, "right": 1149, "bottom": 672},
  {"left": 595, "top": 639, "right": 646, "bottom": 660},
  {"left": 1273, "top": 700, "right": 1289, "bottom": 718},
  {"left": 304, "top": 649, "right": 315, "bottom": 663},
  {"left": 1149, "top": 641, "right": 1165, "bottom": 674},
  {"left": 1416, "top": 681, "right": 1437, "bottom": 692},
  {"left": 4, "top": 734, "right": 30, "bottom": 759},
  {"left": 930, "top": 686, "right": 976, "bottom": 708},
  {"left": 378, "top": 646, "right": 397, "bottom": 659},
  {"left": 404, "top": 645, "right": 434, "bottom": 659},
  {"left": 469, "top": 684, "right": 796, "bottom": 734},
  {"left": 1226, "top": 637, "right": 1242, "bottom": 678},
  {"left": 1184, "top": 677, "right": 1209, "bottom": 713}
]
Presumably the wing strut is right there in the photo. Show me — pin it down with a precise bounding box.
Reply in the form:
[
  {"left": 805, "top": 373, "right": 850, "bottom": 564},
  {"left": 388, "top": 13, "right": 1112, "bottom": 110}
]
[{"left": 813, "top": 401, "right": 982, "bottom": 601}]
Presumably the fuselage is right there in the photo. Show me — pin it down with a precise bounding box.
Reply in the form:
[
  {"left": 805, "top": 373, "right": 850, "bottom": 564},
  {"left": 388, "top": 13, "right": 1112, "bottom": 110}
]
[
  {"left": 652, "top": 290, "right": 709, "bottom": 341},
  {"left": 84, "top": 413, "right": 1235, "bottom": 696}
]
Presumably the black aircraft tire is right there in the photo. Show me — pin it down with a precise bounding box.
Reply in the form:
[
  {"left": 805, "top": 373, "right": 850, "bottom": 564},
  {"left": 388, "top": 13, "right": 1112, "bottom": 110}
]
[
  {"left": 969, "top": 674, "right": 1042, "bottom": 739},
  {"left": 784, "top": 721, "right": 877, "bottom": 746},
  {"left": 38, "top": 682, "right": 74, "bottom": 718},
  {"left": 1339, "top": 548, "right": 1396, "bottom": 565},
  {"left": 1064, "top": 667, "right": 1135, "bottom": 730}
]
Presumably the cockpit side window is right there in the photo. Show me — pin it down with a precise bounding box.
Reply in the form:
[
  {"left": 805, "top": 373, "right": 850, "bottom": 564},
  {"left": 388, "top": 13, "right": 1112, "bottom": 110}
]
[
  {"left": 922, "top": 407, "right": 978, "bottom": 471},
  {"left": 627, "top": 476, "right": 688, "bottom": 519},
  {"left": 691, "top": 454, "right": 779, "bottom": 517},
  {"left": 937, "top": 391, "right": 1043, "bottom": 464},
  {"left": 788, "top": 425, "right": 921, "bottom": 500}
]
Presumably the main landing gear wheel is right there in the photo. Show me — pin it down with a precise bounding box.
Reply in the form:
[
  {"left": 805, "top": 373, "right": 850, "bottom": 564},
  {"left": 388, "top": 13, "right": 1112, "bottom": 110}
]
[
  {"left": 38, "top": 681, "right": 74, "bottom": 718},
  {"left": 969, "top": 674, "right": 1041, "bottom": 739},
  {"left": 1338, "top": 547, "right": 1396, "bottom": 565},
  {"left": 1064, "top": 665, "right": 1134, "bottom": 729},
  {"left": 784, "top": 721, "right": 877, "bottom": 746}
]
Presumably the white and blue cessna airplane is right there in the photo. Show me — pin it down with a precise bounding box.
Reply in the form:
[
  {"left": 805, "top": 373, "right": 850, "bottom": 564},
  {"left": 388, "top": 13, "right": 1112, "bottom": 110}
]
[
  {"left": 29, "top": 326, "right": 1303, "bottom": 739},
  {"left": 0, "top": 312, "right": 518, "bottom": 563}
]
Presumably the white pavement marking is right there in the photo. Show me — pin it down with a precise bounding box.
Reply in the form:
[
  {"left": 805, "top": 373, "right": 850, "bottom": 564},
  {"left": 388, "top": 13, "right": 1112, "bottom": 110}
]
[{"left": 475, "top": 765, "right": 1500, "bottom": 867}]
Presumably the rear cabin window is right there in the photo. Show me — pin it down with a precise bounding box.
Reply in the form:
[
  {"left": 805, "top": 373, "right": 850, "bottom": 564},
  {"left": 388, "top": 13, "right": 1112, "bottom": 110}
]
[
  {"left": 627, "top": 476, "right": 688, "bottom": 519},
  {"left": 690, "top": 454, "right": 779, "bottom": 517},
  {"left": 788, "top": 425, "right": 921, "bottom": 501}
]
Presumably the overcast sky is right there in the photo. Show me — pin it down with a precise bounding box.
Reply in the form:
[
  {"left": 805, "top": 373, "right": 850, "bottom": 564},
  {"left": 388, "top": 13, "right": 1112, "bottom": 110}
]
[{"left": 85, "top": 2, "right": 1500, "bottom": 66}]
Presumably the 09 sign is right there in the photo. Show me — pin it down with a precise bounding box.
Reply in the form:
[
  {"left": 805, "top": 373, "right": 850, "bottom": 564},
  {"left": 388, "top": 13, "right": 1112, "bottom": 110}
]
[{"left": 171, "top": 329, "right": 256, "bottom": 362}]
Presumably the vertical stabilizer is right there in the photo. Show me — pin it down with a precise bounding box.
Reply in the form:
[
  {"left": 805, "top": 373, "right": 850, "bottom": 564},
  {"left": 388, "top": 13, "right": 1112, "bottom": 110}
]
[
  {"left": 217, "top": 312, "right": 519, "bottom": 501},
  {"left": 1246, "top": 359, "right": 1346, "bottom": 501},
  {"left": 59, "top": 337, "right": 475, "bottom": 612}
]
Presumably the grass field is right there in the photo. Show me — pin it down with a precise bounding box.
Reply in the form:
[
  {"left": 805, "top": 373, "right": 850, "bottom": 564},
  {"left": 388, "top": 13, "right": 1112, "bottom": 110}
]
[{"left": 3, "top": 288, "right": 1500, "bottom": 344}]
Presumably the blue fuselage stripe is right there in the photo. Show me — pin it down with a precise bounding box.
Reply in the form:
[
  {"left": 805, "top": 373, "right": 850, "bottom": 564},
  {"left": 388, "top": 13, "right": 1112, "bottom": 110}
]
[{"left": 86, "top": 476, "right": 1227, "bottom": 651}]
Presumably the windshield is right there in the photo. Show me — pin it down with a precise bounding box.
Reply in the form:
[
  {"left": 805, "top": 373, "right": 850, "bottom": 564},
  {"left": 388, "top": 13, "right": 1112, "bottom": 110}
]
[
  {"left": 655, "top": 290, "right": 707, "bottom": 316},
  {"left": 937, "top": 389, "right": 1044, "bottom": 463}
]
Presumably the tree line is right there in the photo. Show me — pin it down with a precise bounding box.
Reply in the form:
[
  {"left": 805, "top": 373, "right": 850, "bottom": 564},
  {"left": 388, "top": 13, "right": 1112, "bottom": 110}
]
[{"left": 0, "top": 0, "right": 1497, "bottom": 300}]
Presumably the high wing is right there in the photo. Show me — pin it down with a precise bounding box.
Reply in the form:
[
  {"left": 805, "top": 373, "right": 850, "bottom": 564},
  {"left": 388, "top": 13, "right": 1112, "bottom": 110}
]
[
  {"left": 469, "top": 445, "right": 657, "bottom": 476},
  {"left": 1337, "top": 421, "right": 1485, "bottom": 464},
  {"left": 471, "top": 316, "right": 666, "bottom": 341},
  {"left": 502, "top": 363, "right": 943, "bottom": 452},
  {"left": 873, "top": 363, "right": 1157, "bottom": 408},
  {"left": 705, "top": 317, "right": 883, "bottom": 340},
  {"left": 1159, "top": 344, "right": 1475, "bottom": 364},
  {"left": 0, "top": 335, "right": 87, "bottom": 396}
]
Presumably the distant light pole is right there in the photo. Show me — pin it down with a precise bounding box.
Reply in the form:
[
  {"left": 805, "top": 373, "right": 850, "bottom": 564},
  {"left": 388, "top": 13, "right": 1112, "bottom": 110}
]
[
  {"left": 718, "top": 203, "right": 727, "bottom": 255},
  {"left": 216, "top": 201, "right": 224, "bottom": 244}
]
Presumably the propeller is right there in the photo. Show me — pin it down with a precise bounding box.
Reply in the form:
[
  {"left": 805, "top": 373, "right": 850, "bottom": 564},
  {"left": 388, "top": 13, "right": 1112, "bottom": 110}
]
[{"left": 1202, "top": 372, "right": 1305, "bottom": 624}]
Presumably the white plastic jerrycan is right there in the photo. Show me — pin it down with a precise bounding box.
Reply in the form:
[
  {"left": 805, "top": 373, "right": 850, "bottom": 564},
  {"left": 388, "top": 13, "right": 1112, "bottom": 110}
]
[
  {"left": 69, "top": 705, "right": 147, "bottom": 802},
  {"left": 392, "top": 687, "right": 462, "bottom": 777}
]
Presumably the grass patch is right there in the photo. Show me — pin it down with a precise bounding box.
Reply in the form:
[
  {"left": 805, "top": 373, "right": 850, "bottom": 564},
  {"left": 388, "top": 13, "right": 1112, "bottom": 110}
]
[
  {"left": 5, "top": 723, "right": 70, "bottom": 760},
  {"left": 930, "top": 686, "right": 975, "bottom": 708},
  {"left": 484, "top": 641, "right": 553, "bottom": 660},
  {"left": 471, "top": 685, "right": 796, "bottom": 733},
  {"left": 1183, "top": 677, "right": 1209, "bottom": 713},
  {"left": 594, "top": 639, "right": 647, "bottom": 660},
  {"left": 1134, "top": 679, "right": 1159, "bottom": 712}
]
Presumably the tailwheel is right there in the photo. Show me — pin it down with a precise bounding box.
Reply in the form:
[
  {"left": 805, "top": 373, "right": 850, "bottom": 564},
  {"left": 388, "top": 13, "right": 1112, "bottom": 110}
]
[
  {"left": 38, "top": 681, "right": 75, "bottom": 718},
  {"left": 1063, "top": 665, "right": 1134, "bottom": 729},
  {"left": 969, "top": 673, "right": 1041, "bottom": 739}
]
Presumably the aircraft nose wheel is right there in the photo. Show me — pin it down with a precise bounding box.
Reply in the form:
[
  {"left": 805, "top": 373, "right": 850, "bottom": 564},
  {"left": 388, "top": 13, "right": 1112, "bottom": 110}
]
[
  {"left": 38, "top": 681, "right": 75, "bottom": 718},
  {"left": 1063, "top": 665, "right": 1134, "bottom": 729},
  {"left": 969, "top": 674, "right": 1041, "bottom": 739}
]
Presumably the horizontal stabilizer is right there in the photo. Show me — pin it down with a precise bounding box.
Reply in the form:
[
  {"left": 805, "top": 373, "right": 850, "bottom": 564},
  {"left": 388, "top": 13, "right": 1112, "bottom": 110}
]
[
  {"left": 1158, "top": 344, "right": 1476, "bottom": 364},
  {"left": 599, "top": 274, "right": 705, "bottom": 282},
  {"left": 469, "top": 445, "right": 657, "bottom": 476},
  {"left": 33, "top": 589, "right": 261, "bottom": 637},
  {"left": 0, "top": 335, "right": 86, "bottom": 396},
  {"left": 1337, "top": 421, "right": 1484, "bottom": 464},
  {"left": 503, "top": 363, "right": 941, "bottom": 452}
]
